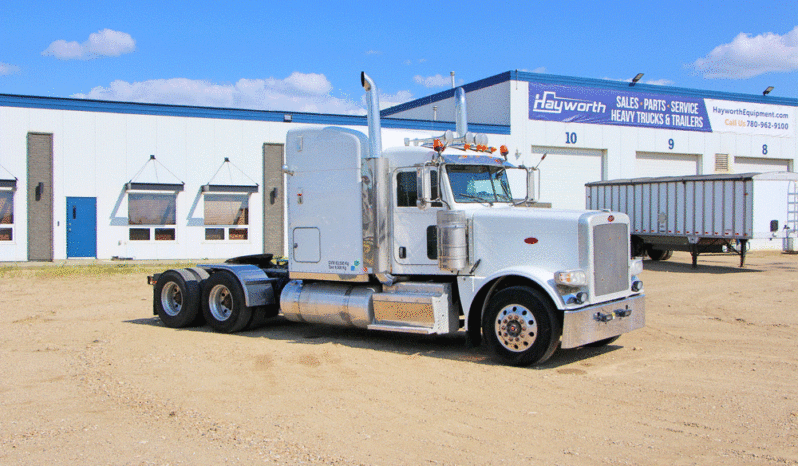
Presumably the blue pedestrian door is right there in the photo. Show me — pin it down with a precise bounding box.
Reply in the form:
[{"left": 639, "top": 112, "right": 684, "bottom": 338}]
[{"left": 66, "top": 197, "right": 97, "bottom": 258}]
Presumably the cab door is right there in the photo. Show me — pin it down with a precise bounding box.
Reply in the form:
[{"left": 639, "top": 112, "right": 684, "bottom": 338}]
[{"left": 392, "top": 168, "right": 442, "bottom": 267}]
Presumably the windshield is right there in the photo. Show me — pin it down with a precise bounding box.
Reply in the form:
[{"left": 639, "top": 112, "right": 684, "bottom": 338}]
[{"left": 446, "top": 165, "right": 513, "bottom": 203}]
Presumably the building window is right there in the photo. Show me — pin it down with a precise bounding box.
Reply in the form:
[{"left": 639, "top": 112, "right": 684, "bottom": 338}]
[
  {"left": 128, "top": 192, "right": 177, "bottom": 241},
  {"left": 204, "top": 194, "right": 249, "bottom": 241},
  {"left": 0, "top": 190, "right": 13, "bottom": 241}
]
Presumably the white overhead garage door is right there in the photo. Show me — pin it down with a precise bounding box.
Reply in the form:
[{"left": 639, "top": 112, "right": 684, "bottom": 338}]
[
  {"left": 635, "top": 152, "right": 701, "bottom": 178},
  {"left": 532, "top": 146, "right": 605, "bottom": 210},
  {"left": 734, "top": 156, "right": 790, "bottom": 173}
]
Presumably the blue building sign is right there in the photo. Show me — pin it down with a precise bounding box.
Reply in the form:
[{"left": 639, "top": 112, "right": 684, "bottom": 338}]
[{"left": 529, "top": 83, "right": 711, "bottom": 132}]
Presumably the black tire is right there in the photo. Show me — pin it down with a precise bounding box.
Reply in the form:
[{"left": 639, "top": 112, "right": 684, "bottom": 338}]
[
  {"left": 584, "top": 336, "right": 620, "bottom": 347},
  {"left": 245, "top": 304, "right": 280, "bottom": 331},
  {"left": 482, "top": 286, "right": 561, "bottom": 366},
  {"left": 185, "top": 267, "right": 210, "bottom": 326},
  {"left": 647, "top": 247, "right": 670, "bottom": 261},
  {"left": 154, "top": 269, "right": 202, "bottom": 328},
  {"left": 631, "top": 236, "right": 645, "bottom": 258},
  {"left": 201, "top": 271, "right": 252, "bottom": 333}
]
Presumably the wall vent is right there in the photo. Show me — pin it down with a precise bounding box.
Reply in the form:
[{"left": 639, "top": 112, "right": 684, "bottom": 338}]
[{"left": 715, "top": 154, "right": 730, "bottom": 173}]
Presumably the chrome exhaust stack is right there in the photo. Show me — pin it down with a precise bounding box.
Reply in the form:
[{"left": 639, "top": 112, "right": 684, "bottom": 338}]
[
  {"left": 360, "top": 72, "right": 390, "bottom": 282},
  {"left": 360, "top": 72, "right": 383, "bottom": 159},
  {"left": 405, "top": 86, "right": 488, "bottom": 150},
  {"left": 455, "top": 87, "right": 468, "bottom": 138}
]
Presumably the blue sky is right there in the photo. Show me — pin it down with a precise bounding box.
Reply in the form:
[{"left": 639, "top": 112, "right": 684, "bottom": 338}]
[{"left": 2, "top": 0, "right": 798, "bottom": 114}]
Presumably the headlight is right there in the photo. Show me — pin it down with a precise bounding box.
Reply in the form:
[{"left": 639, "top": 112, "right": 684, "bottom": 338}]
[
  {"left": 630, "top": 258, "right": 644, "bottom": 276},
  {"left": 554, "top": 269, "right": 587, "bottom": 286}
]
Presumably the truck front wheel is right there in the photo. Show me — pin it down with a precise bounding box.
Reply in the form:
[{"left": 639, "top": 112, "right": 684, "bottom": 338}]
[
  {"left": 482, "top": 286, "right": 561, "bottom": 366},
  {"left": 201, "top": 271, "right": 253, "bottom": 333}
]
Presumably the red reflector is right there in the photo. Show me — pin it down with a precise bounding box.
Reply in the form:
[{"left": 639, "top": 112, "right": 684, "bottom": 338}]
[
  {"left": 608, "top": 215, "right": 614, "bottom": 222},
  {"left": 524, "top": 237, "right": 538, "bottom": 244}
]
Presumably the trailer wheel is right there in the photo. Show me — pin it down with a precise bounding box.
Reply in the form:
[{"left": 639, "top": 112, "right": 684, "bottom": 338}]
[
  {"left": 201, "top": 271, "right": 252, "bottom": 333},
  {"left": 646, "top": 247, "right": 671, "bottom": 261},
  {"left": 154, "top": 269, "right": 202, "bottom": 328},
  {"left": 631, "top": 236, "right": 645, "bottom": 258},
  {"left": 482, "top": 286, "right": 561, "bottom": 366}
]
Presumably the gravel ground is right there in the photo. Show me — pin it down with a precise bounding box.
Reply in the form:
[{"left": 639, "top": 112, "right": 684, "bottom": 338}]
[{"left": 1, "top": 251, "right": 797, "bottom": 465}]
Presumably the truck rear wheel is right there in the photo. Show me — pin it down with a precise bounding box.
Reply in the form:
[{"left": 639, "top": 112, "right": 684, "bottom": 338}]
[
  {"left": 201, "top": 271, "right": 252, "bottom": 333},
  {"left": 482, "top": 286, "right": 561, "bottom": 366},
  {"left": 154, "top": 269, "right": 202, "bottom": 328}
]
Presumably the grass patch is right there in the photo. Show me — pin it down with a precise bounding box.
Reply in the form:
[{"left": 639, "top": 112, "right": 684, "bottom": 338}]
[{"left": 0, "top": 262, "right": 199, "bottom": 279}]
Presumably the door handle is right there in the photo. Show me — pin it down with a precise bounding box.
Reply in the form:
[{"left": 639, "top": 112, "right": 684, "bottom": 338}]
[
  {"left": 73, "top": 206, "right": 77, "bottom": 219},
  {"left": 35, "top": 182, "right": 44, "bottom": 201}
]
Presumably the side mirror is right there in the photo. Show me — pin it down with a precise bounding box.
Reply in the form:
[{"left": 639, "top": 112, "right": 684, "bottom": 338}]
[
  {"left": 526, "top": 167, "right": 537, "bottom": 203},
  {"left": 416, "top": 166, "right": 432, "bottom": 210}
]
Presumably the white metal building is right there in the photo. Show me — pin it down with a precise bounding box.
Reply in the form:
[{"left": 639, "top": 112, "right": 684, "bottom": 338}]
[{"left": 1, "top": 70, "right": 796, "bottom": 261}]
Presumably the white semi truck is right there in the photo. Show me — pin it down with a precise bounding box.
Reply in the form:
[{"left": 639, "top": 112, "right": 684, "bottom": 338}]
[{"left": 150, "top": 73, "right": 645, "bottom": 366}]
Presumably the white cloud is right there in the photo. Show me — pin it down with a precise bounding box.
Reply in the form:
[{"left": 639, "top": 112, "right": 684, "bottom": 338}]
[
  {"left": 691, "top": 26, "right": 798, "bottom": 79},
  {"left": 365, "top": 50, "right": 382, "bottom": 55},
  {"left": 71, "top": 72, "right": 366, "bottom": 114},
  {"left": 413, "top": 74, "right": 451, "bottom": 88},
  {"left": 644, "top": 79, "right": 674, "bottom": 86},
  {"left": 42, "top": 29, "right": 136, "bottom": 60},
  {"left": 520, "top": 67, "right": 547, "bottom": 73},
  {"left": 0, "top": 62, "right": 20, "bottom": 76},
  {"left": 378, "top": 90, "right": 413, "bottom": 109},
  {"left": 602, "top": 76, "right": 675, "bottom": 86}
]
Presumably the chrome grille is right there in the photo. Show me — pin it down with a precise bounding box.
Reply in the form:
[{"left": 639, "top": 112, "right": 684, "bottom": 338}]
[{"left": 593, "top": 223, "right": 629, "bottom": 296}]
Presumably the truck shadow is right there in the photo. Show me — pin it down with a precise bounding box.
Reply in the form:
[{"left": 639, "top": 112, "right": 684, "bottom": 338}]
[{"left": 126, "top": 316, "right": 621, "bottom": 369}]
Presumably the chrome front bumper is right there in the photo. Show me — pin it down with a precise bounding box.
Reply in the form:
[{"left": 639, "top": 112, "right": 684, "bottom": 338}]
[{"left": 560, "top": 294, "right": 645, "bottom": 349}]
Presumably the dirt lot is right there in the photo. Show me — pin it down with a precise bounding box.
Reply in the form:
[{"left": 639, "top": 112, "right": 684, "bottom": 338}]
[{"left": 1, "top": 251, "right": 797, "bottom": 465}]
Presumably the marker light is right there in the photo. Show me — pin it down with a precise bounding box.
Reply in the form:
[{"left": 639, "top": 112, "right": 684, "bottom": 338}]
[
  {"left": 554, "top": 270, "right": 587, "bottom": 286},
  {"left": 463, "top": 143, "right": 471, "bottom": 151},
  {"left": 433, "top": 139, "right": 444, "bottom": 152},
  {"left": 500, "top": 145, "right": 509, "bottom": 156}
]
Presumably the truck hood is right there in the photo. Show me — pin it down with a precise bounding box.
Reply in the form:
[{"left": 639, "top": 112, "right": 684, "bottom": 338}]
[{"left": 468, "top": 208, "right": 591, "bottom": 277}]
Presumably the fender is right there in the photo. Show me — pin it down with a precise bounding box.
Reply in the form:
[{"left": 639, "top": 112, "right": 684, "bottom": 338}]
[
  {"left": 458, "top": 265, "right": 566, "bottom": 330},
  {"left": 201, "top": 263, "right": 278, "bottom": 308}
]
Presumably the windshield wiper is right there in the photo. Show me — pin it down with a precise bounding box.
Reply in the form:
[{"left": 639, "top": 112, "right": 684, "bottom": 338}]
[{"left": 457, "top": 193, "right": 494, "bottom": 206}]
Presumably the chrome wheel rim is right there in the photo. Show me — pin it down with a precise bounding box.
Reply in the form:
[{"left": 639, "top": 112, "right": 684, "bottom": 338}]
[
  {"left": 160, "top": 282, "right": 182, "bottom": 317},
  {"left": 494, "top": 304, "right": 538, "bottom": 352},
  {"left": 208, "top": 284, "right": 233, "bottom": 322}
]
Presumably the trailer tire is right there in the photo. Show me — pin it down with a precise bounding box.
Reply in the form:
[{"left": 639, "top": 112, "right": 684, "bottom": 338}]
[
  {"left": 201, "top": 271, "right": 252, "bottom": 334},
  {"left": 631, "top": 236, "right": 645, "bottom": 258},
  {"left": 154, "top": 269, "right": 202, "bottom": 328},
  {"left": 647, "top": 247, "right": 671, "bottom": 261},
  {"left": 482, "top": 286, "right": 561, "bottom": 366}
]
